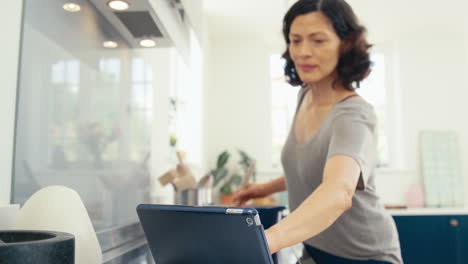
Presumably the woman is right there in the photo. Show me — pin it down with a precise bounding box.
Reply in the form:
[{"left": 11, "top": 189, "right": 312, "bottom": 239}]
[{"left": 232, "top": 0, "right": 403, "bottom": 263}]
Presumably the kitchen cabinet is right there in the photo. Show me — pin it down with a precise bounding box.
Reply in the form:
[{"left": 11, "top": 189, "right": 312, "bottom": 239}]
[{"left": 392, "top": 214, "right": 468, "bottom": 264}]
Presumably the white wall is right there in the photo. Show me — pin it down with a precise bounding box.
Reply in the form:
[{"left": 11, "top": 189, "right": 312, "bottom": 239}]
[
  {"left": 147, "top": 48, "right": 175, "bottom": 204},
  {"left": 0, "top": 0, "right": 23, "bottom": 205},
  {"left": 149, "top": 0, "right": 190, "bottom": 64},
  {"left": 148, "top": 35, "right": 205, "bottom": 204},
  {"left": 383, "top": 25, "right": 468, "bottom": 205},
  {"left": 180, "top": 0, "right": 204, "bottom": 44},
  {"left": 204, "top": 30, "right": 280, "bottom": 172},
  {"left": 364, "top": 1, "right": 468, "bottom": 206},
  {"left": 176, "top": 30, "right": 205, "bottom": 169}
]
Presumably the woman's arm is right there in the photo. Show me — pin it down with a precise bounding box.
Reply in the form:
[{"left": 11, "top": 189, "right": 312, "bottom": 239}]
[
  {"left": 232, "top": 177, "right": 286, "bottom": 206},
  {"left": 264, "top": 177, "right": 287, "bottom": 194},
  {"left": 265, "top": 155, "right": 361, "bottom": 254}
]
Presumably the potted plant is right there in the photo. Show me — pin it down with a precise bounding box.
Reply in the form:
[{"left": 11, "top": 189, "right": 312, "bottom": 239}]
[
  {"left": 211, "top": 150, "right": 255, "bottom": 205},
  {"left": 238, "top": 149, "right": 256, "bottom": 183}
]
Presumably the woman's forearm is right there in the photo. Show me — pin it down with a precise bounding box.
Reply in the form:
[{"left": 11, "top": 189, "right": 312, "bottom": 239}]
[
  {"left": 263, "top": 177, "right": 287, "bottom": 195},
  {"left": 266, "top": 181, "right": 352, "bottom": 253}
]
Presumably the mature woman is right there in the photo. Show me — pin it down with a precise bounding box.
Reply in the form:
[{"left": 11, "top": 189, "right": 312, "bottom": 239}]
[{"left": 232, "top": 0, "right": 403, "bottom": 263}]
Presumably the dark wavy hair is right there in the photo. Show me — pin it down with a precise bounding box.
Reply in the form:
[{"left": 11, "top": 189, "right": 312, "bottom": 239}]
[{"left": 282, "top": 0, "right": 372, "bottom": 90}]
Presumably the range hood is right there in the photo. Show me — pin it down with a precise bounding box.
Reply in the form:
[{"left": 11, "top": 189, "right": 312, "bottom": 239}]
[{"left": 88, "top": 0, "right": 186, "bottom": 48}]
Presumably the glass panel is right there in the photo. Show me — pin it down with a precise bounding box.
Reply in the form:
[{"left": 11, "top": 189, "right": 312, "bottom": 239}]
[{"left": 13, "top": 0, "right": 161, "bottom": 256}]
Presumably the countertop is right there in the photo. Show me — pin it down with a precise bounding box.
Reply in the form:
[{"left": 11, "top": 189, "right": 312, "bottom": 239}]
[{"left": 387, "top": 208, "right": 468, "bottom": 216}]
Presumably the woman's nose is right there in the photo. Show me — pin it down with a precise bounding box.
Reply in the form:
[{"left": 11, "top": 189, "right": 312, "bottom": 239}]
[{"left": 297, "top": 42, "right": 313, "bottom": 58}]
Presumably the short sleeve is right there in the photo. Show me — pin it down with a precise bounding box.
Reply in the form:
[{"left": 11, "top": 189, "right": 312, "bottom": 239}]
[{"left": 327, "top": 109, "right": 377, "bottom": 190}]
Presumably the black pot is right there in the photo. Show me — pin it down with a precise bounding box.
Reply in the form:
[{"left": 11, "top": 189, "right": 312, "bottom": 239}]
[{"left": 0, "top": 230, "right": 74, "bottom": 264}]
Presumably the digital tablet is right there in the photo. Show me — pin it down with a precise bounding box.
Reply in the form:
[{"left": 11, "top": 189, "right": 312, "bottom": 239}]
[{"left": 137, "top": 204, "right": 273, "bottom": 264}]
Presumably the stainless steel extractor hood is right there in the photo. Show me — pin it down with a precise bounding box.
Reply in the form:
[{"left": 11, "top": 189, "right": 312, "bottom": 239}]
[{"left": 88, "top": 0, "right": 177, "bottom": 48}]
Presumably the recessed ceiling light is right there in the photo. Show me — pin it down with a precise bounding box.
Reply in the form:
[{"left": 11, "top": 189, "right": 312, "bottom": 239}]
[
  {"left": 139, "top": 39, "right": 156, "bottom": 48},
  {"left": 103, "top": 41, "right": 118, "bottom": 48},
  {"left": 107, "top": 0, "right": 130, "bottom": 11},
  {"left": 63, "top": 3, "right": 81, "bottom": 12}
]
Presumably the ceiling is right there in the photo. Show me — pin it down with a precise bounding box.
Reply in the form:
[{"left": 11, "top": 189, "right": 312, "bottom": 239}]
[
  {"left": 202, "top": 0, "right": 290, "bottom": 43},
  {"left": 201, "top": 0, "right": 468, "bottom": 46}
]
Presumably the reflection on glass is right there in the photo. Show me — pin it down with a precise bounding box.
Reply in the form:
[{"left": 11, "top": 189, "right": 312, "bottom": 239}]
[
  {"left": 107, "top": 0, "right": 130, "bottom": 11},
  {"left": 102, "top": 40, "right": 119, "bottom": 49},
  {"left": 63, "top": 3, "right": 81, "bottom": 12},
  {"left": 14, "top": 0, "right": 155, "bottom": 236}
]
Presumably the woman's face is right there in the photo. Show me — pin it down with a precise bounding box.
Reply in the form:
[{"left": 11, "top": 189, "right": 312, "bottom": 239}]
[{"left": 289, "top": 11, "right": 342, "bottom": 85}]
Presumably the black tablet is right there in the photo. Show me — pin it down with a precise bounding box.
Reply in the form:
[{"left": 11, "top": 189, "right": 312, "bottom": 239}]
[{"left": 137, "top": 204, "right": 273, "bottom": 264}]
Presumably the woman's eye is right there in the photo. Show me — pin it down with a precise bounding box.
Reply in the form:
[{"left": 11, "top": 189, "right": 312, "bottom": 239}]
[
  {"left": 314, "top": 40, "right": 325, "bottom": 44},
  {"left": 291, "top": 39, "right": 301, "bottom": 44}
]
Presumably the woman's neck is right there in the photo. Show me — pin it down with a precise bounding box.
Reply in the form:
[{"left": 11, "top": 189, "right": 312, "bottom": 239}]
[{"left": 305, "top": 78, "right": 354, "bottom": 108}]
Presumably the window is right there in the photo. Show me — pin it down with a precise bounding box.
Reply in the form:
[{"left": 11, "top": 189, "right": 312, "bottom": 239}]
[
  {"left": 270, "top": 55, "right": 299, "bottom": 168},
  {"left": 130, "top": 58, "right": 153, "bottom": 161},
  {"left": 360, "top": 45, "right": 403, "bottom": 169},
  {"left": 359, "top": 53, "right": 390, "bottom": 167},
  {"left": 49, "top": 60, "right": 80, "bottom": 164}
]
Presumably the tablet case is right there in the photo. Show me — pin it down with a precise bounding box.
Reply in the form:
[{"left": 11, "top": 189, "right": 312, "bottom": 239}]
[{"left": 137, "top": 204, "right": 273, "bottom": 264}]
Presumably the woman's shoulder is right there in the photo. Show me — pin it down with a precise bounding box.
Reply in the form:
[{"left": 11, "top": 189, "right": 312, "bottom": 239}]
[{"left": 331, "top": 96, "right": 377, "bottom": 124}]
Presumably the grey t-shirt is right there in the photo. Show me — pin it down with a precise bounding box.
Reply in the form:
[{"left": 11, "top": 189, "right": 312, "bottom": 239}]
[{"left": 281, "top": 88, "right": 403, "bottom": 264}]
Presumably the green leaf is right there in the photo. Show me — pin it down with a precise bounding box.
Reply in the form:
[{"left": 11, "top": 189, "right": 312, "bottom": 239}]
[
  {"left": 220, "top": 183, "right": 233, "bottom": 195},
  {"left": 231, "top": 174, "right": 243, "bottom": 186},
  {"left": 238, "top": 149, "right": 250, "bottom": 160},
  {"left": 169, "top": 135, "right": 177, "bottom": 147},
  {"left": 216, "top": 151, "right": 230, "bottom": 168},
  {"left": 211, "top": 168, "right": 219, "bottom": 182},
  {"left": 213, "top": 168, "right": 228, "bottom": 187},
  {"left": 238, "top": 149, "right": 252, "bottom": 168}
]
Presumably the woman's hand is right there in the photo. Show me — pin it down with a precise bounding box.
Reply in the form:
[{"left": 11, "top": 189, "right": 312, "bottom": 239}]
[{"left": 231, "top": 183, "right": 270, "bottom": 206}]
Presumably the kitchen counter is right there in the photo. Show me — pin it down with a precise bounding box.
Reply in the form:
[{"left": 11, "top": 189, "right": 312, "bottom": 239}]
[{"left": 387, "top": 208, "right": 468, "bottom": 215}]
